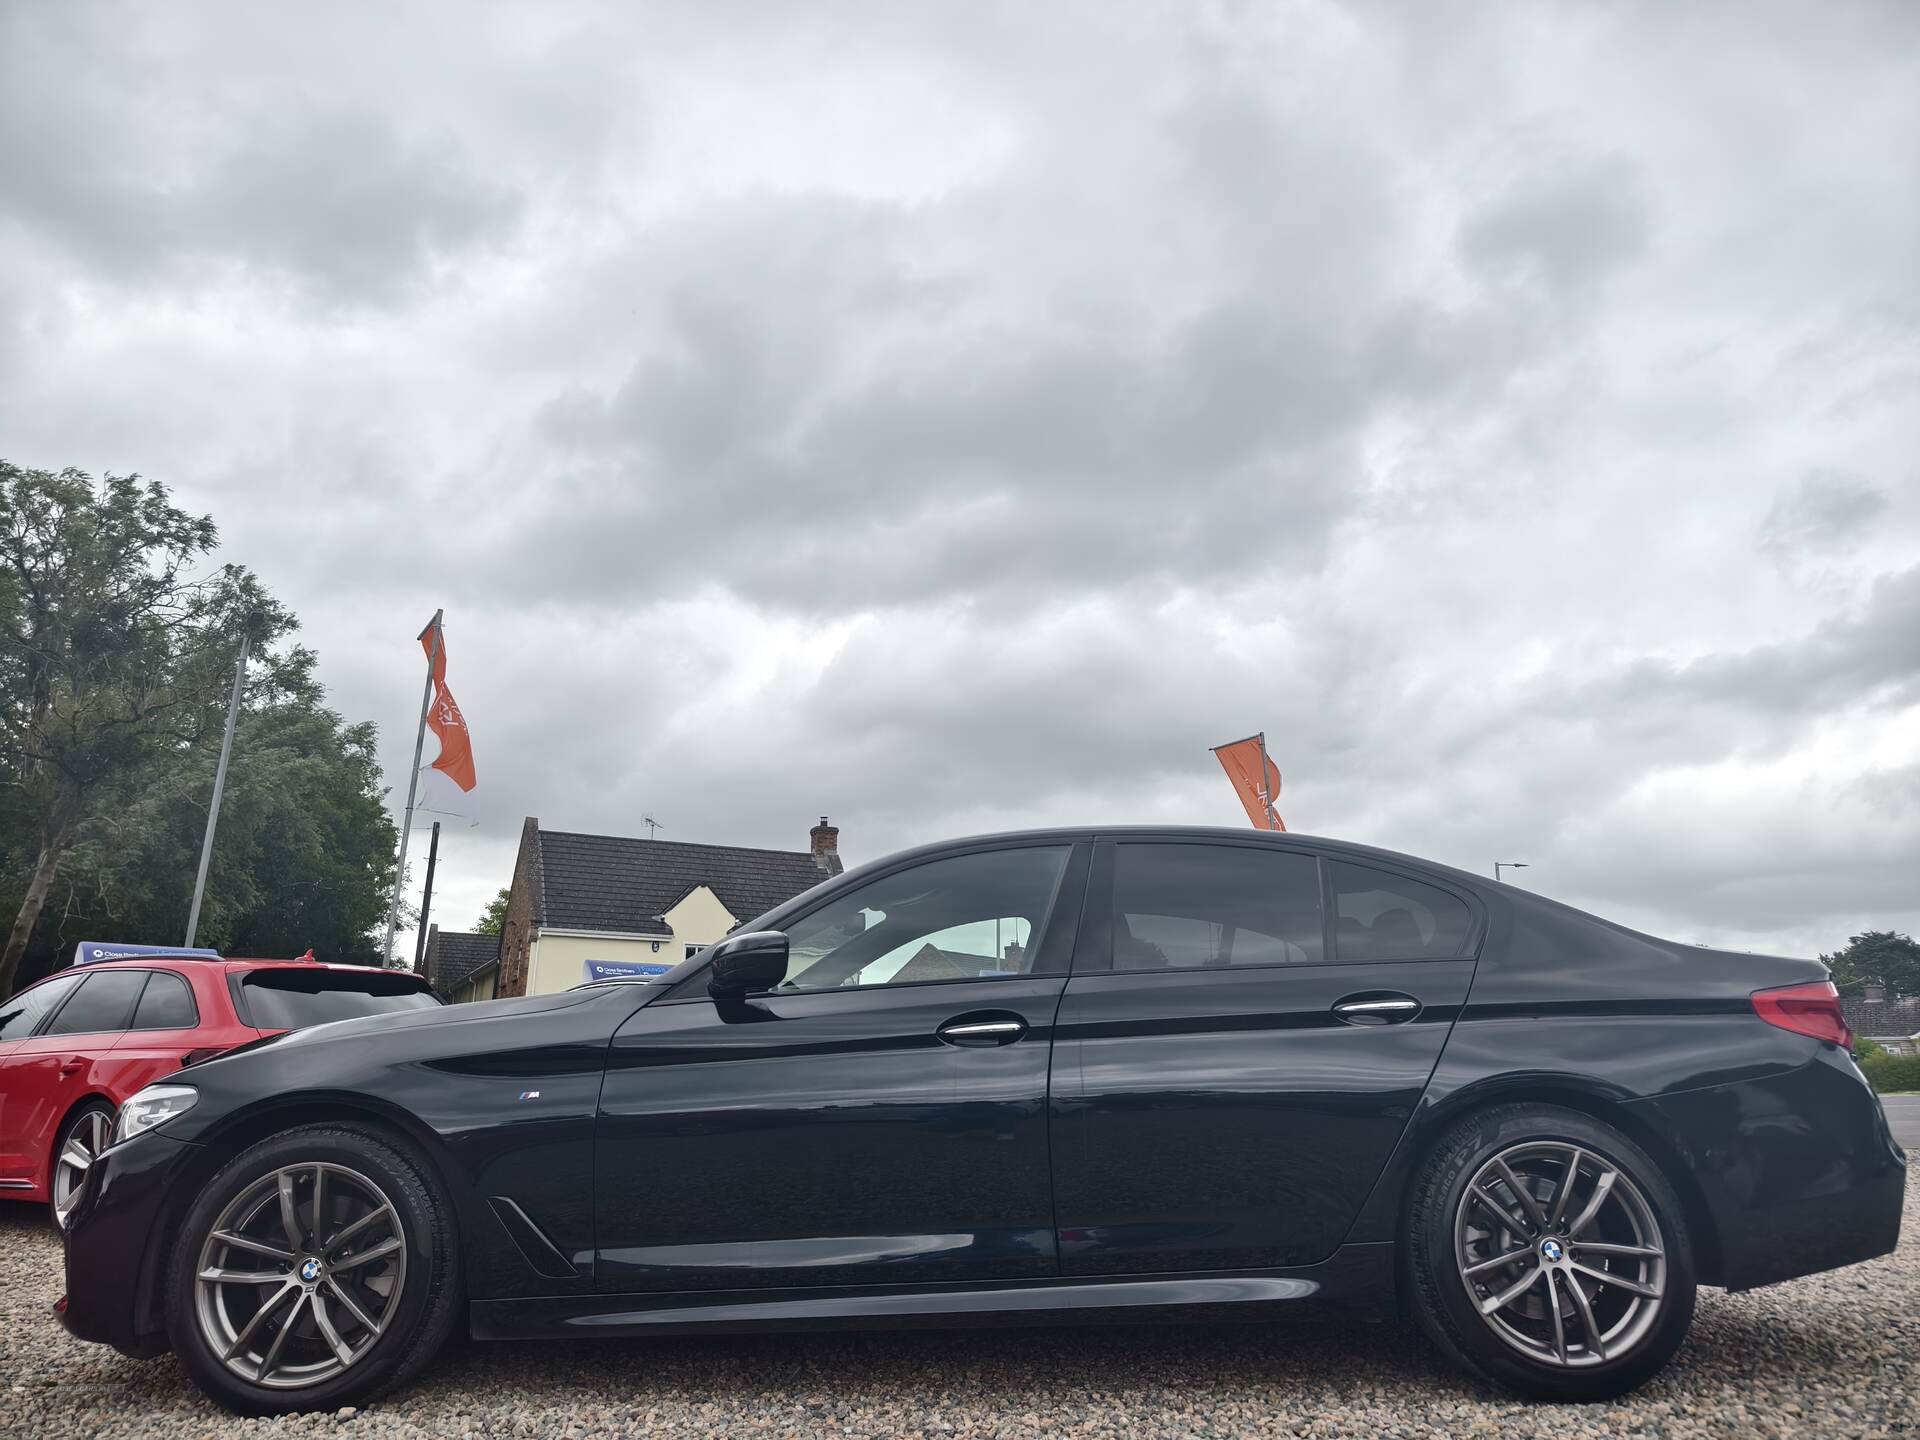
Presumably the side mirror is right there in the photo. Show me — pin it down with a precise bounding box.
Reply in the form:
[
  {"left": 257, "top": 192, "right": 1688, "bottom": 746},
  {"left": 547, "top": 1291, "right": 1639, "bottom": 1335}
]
[{"left": 706, "top": 930, "right": 789, "bottom": 1000}]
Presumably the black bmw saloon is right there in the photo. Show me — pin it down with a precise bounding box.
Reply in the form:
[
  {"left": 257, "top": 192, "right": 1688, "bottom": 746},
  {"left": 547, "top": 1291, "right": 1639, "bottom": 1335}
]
[{"left": 61, "top": 828, "right": 1902, "bottom": 1413}]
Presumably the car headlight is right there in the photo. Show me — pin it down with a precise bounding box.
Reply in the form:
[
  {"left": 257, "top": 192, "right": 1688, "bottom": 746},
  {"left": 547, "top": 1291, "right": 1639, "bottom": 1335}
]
[{"left": 112, "top": 1084, "right": 198, "bottom": 1145}]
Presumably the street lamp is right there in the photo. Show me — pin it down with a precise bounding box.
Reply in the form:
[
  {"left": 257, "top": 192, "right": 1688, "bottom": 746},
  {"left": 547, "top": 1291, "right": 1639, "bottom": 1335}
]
[{"left": 1494, "top": 861, "right": 1529, "bottom": 884}]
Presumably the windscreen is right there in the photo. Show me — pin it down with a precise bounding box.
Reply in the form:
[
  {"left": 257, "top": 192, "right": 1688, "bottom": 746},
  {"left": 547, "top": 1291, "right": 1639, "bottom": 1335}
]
[{"left": 239, "top": 970, "right": 441, "bottom": 1030}]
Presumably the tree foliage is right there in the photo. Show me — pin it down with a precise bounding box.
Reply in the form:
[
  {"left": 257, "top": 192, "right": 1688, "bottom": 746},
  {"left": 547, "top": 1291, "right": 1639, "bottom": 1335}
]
[
  {"left": 0, "top": 463, "right": 396, "bottom": 992},
  {"left": 474, "top": 886, "right": 510, "bottom": 936},
  {"left": 1822, "top": 930, "right": 1920, "bottom": 999}
]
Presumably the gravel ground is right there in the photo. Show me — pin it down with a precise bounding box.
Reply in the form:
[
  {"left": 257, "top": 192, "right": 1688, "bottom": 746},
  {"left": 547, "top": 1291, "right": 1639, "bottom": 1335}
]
[{"left": 4, "top": 1165, "right": 1917, "bottom": 1440}]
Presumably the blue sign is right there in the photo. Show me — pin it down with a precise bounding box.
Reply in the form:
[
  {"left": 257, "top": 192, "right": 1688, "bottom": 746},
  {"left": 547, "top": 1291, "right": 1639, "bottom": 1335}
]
[
  {"left": 583, "top": 959, "right": 676, "bottom": 983},
  {"left": 73, "top": 941, "right": 221, "bottom": 966}
]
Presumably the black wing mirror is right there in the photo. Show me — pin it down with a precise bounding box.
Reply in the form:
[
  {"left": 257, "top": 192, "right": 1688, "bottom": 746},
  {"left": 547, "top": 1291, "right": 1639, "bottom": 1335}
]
[{"left": 706, "top": 930, "right": 790, "bottom": 1000}]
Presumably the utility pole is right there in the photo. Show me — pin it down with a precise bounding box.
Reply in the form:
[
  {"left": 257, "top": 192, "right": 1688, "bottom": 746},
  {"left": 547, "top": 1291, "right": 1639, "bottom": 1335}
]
[
  {"left": 382, "top": 610, "right": 443, "bottom": 966},
  {"left": 185, "top": 628, "right": 253, "bottom": 948},
  {"left": 412, "top": 821, "right": 441, "bottom": 974}
]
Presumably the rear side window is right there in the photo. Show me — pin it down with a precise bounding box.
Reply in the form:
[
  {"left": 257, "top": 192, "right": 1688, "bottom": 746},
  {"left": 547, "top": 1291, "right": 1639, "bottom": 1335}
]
[
  {"left": 239, "top": 970, "right": 441, "bottom": 1030},
  {"left": 0, "top": 972, "right": 84, "bottom": 1040},
  {"left": 1329, "top": 861, "right": 1472, "bottom": 961},
  {"left": 1112, "top": 844, "right": 1324, "bottom": 970},
  {"left": 42, "top": 970, "right": 148, "bottom": 1035},
  {"left": 132, "top": 971, "right": 199, "bottom": 1029}
]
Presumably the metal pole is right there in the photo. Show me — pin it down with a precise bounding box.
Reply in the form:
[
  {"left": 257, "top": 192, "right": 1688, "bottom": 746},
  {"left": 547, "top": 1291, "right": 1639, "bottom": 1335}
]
[
  {"left": 185, "top": 633, "right": 251, "bottom": 948},
  {"left": 412, "top": 821, "right": 441, "bottom": 974},
  {"left": 1256, "top": 731, "right": 1275, "bottom": 830},
  {"left": 382, "top": 610, "right": 443, "bottom": 966}
]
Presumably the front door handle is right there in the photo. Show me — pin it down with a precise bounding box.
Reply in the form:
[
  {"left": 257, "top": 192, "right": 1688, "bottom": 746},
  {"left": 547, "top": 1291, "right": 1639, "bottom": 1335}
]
[
  {"left": 1332, "top": 994, "right": 1421, "bottom": 1026},
  {"left": 937, "top": 1017, "right": 1026, "bottom": 1048}
]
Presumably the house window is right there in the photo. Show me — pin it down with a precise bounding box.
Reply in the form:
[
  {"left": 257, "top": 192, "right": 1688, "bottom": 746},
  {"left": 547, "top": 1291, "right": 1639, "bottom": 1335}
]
[{"left": 685, "top": 944, "right": 704, "bottom": 960}]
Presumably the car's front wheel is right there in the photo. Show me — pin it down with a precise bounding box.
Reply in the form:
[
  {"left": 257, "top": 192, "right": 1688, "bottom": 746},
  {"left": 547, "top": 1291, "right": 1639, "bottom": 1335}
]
[
  {"left": 1404, "top": 1103, "right": 1697, "bottom": 1402},
  {"left": 51, "top": 1101, "right": 115, "bottom": 1233},
  {"left": 165, "top": 1123, "right": 462, "bottom": 1415}
]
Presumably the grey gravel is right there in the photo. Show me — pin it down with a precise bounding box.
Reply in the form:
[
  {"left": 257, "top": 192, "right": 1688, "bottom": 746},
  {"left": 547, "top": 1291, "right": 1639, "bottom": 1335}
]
[{"left": 5, "top": 1163, "right": 1917, "bottom": 1439}]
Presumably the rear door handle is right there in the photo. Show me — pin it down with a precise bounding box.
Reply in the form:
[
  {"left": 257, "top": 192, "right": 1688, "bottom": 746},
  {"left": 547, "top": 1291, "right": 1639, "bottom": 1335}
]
[
  {"left": 58, "top": 1060, "right": 85, "bottom": 1077},
  {"left": 1332, "top": 994, "right": 1421, "bottom": 1026},
  {"left": 937, "top": 1017, "right": 1027, "bottom": 1047}
]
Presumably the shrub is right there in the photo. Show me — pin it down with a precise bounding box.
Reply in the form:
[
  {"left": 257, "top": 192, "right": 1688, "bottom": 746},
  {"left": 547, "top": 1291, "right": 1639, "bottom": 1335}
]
[
  {"left": 1858, "top": 1050, "right": 1920, "bottom": 1094},
  {"left": 1854, "top": 1036, "right": 1886, "bottom": 1061}
]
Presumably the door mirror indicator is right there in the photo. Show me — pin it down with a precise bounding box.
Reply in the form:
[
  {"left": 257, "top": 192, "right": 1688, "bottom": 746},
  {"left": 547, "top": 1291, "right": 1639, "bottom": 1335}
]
[{"left": 707, "top": 931, "right": 790, "bottom": 999}]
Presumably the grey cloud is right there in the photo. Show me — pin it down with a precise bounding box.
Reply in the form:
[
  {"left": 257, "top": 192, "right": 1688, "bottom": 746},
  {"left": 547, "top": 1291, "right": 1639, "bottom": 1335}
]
[
  {"left": 1758, "top": 470, "right": 1890, "bottom": 561},
  {"left": 1459, "top": 153, "right": 1649, "bottom": 294},
  {"left": 1596, "top": 563, "right": 1920, "bottom": 725},
  {"left": 1, "top": 10, "right": 518, "bottom": 306}
]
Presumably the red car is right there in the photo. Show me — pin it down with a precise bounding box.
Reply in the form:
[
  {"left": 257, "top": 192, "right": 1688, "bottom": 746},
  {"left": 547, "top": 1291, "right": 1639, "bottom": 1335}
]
[{"left": 0, "top": 955, "right": 439, "bottom": 1230}]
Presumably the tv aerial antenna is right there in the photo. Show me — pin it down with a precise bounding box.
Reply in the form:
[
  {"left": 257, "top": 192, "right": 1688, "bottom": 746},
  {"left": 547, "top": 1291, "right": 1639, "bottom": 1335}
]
[{"left": 642, "top": 814, "right": 663, "bottom": 839}]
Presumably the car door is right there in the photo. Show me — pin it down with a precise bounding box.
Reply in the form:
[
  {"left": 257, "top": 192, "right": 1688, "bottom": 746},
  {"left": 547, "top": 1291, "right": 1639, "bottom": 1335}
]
[
  {"left": 595, "top": 838, "right": 1090, "bottom": 1293},
  {"left": 1050, "top": 839, "right": 1481, "bottom": 1274},
  {"left": 92, "top": 967, "right": 214, "bottom": 1100},
  {"left": 0, "top": 968, "right": 148, "bottom": 1192},
  {"left": 0, "top": 971, "right": 87, "bottom": 1187}
]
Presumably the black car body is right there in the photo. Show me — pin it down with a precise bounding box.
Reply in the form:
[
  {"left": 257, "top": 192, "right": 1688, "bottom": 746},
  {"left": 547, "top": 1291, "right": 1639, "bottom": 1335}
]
[{"left": 61, "top": 828, "right": 1904, "bottom": 1410}]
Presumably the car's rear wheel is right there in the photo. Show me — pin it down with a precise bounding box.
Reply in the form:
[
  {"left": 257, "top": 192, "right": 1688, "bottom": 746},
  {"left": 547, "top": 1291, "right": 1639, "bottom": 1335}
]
[
  {"left": 1405, "top": 1103, "right": 1697, "bottom": 1402},
  {"left": 51, "top": 1102, "right": 115, "bottom": 1233},
  {"left": 165, "top": 1123, "right": 461, "bottom": 1415}
]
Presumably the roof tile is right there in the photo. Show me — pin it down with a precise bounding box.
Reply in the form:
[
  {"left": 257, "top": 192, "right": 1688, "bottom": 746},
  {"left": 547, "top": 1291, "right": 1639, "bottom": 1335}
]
[{"left": 534, "top": 831, "right": 832, "bottom": 934}]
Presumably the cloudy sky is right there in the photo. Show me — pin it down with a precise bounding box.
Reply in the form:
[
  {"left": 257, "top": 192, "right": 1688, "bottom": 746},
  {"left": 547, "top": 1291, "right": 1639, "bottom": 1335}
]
[{"left": 3, "top": 1, "right": 1916, "bottom": 961}]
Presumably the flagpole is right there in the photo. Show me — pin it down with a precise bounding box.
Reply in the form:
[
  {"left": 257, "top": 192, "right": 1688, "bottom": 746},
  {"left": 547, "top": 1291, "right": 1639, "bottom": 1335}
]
[
  {"left": 382, "top": 609, "right": 442, "bottom": 967},
  {"left": 1257, "top": 730, "right": 1275, "bottom": 830}
]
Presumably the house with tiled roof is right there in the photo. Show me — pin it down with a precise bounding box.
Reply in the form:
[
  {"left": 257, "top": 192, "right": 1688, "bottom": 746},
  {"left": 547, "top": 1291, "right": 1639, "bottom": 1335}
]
[
  {"left": 420, "top": 927, "right": 501, "bottom": 1004},
  {"left": 488, "top": 816, "right": 844, "bottom": 998},
  {"left": 1840, "top": 986, "right": 1920, "bottom": 1056}
]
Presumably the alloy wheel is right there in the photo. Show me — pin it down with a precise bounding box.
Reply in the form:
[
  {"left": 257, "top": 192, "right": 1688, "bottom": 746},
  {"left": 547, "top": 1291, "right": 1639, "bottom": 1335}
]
[
  {"left": 1453, "top": 1140, "right": 1667, "bottom": 1368},
  {"left": 53, "top": 1109, "right": 112, "bottom": 1230},
  {"left": 193, "top": 1162, "right": 408, "bottom": 1390}
]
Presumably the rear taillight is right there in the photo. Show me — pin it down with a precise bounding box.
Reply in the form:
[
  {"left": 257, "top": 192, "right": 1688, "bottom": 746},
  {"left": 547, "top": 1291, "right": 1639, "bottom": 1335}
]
[{"left": 1751, "top": 980, "right": 1851, "bottom": 1048}]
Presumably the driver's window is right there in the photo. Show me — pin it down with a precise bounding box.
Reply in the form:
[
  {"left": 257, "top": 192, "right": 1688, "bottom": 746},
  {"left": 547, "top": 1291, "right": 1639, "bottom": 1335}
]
[{"left": 778, "top": 846, "right": 1071, "bottom": 991}]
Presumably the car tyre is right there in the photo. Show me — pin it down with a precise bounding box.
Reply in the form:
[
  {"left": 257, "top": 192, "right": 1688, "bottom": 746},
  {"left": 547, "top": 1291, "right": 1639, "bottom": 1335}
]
[
  {"left": 164, "top": 1123, "right": 462, "bottom": 1416},
  {"left": 51, "top": 1100, "right": 116, "bottom": 1234},
  {"left": 1404, "top": 1103, "right": 1696, "bottom": 1402}
]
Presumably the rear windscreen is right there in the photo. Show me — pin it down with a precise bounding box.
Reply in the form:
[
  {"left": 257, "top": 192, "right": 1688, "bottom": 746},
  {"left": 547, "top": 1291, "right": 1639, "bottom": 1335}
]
[{"left": 239, "top": 970, "right": 441, "bottom": 1030}]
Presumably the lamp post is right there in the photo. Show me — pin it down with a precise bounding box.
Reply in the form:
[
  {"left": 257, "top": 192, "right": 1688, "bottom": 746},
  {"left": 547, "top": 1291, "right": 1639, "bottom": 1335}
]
[{"left": 1494, "top": 861, "right": 1530, "bottom": 884}]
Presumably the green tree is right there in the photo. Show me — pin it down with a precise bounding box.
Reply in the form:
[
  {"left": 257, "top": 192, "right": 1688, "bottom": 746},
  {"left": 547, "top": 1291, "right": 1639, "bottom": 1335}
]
[
  {"left": 1821, "top": 930, "right": 1920, "bottom": 999},
  {"left": 474, "top": 886, "right": 510, "bottom": 936},
  {"left": 55, "top": 668, "right": 399, "bottom": 966},
  {"left": 0, "top": 463, "right": 399, "bottom": 992},
  {"left": 0, "top": 464, "right": 305, "bottom": 996}
]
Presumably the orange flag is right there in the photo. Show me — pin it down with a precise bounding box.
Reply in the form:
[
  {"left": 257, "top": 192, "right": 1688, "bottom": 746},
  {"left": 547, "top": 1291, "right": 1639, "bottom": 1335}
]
[
  {"left": 1211, "top": 734, "right": 1284, "bottom": 831},
  {"left": 419, "top": 620, "right": 477, "bottom": 793}
]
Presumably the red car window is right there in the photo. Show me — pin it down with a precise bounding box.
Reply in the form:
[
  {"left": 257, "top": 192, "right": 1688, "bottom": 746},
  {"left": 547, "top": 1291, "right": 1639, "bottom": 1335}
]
[
  {"left": 130, "top": 971, "right": 198, "bottom": 1029},
  {"left": 43, "top": 970, "right": 147, "bottom": 1036},
  {"left": 236, "top": 970, "right": 440, "bottom": 1029},
  {"left": 0, "top": 972, "right": 85, "bottom": 1040}
]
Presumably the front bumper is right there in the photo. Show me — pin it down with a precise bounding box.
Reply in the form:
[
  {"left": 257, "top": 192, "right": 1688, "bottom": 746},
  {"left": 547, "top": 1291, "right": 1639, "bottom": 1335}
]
[
  {"left": 59, "top": 1128, "right": 201, "bottom": 1358},
  {"left": 1626, "top": 1046, "right": 1905, "bottom": 1291}
]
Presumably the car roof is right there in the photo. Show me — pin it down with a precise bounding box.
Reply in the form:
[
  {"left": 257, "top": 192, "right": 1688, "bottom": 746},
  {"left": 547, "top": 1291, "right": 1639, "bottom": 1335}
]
[
  {"left": 845, "top": 826, "right": 1493, "bottom": 890},
  {"left": 61, "top": 956, "right": 421, "bottom": 978}
]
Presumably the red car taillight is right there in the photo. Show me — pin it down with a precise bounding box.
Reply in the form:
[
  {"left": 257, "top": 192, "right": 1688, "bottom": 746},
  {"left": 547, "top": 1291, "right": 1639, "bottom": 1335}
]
[{"left": 1751, "top": 980, "right": 1851, "bottom": 1048}]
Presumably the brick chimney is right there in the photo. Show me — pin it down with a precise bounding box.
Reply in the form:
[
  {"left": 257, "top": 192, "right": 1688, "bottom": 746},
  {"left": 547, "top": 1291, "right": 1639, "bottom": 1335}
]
[
  {"left": 1865, "top": 982, "right": 1887, "bottom": 1002},
  {"left": 810, "top": 816, "right": 842, "bottom": 875}
]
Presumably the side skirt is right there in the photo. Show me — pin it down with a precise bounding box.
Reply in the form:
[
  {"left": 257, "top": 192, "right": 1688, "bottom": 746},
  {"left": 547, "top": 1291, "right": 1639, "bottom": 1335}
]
[{"left": 472, "top": 1242, "right": 1397, "bottom": 1340}]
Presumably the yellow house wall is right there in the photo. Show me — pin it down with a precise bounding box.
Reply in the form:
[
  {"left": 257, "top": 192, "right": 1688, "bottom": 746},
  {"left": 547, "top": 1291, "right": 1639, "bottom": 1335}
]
[
  {"left": 661, "top": 886, "right": 738, "bottom": 954},
  {"left": 449, "top": 970, "right": 497, "bottom": 1005},
  {"left": 524, "top": 886, "right": 741, "bottom": 995}
]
